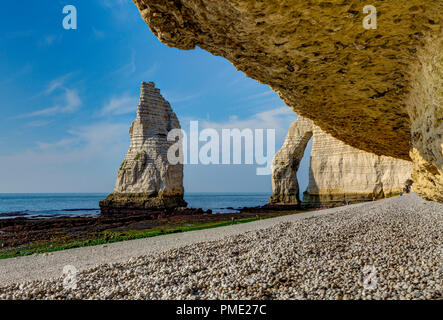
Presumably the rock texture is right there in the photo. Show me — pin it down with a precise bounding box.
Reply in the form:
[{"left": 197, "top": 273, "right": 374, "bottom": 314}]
[
  {"left": 304, "top": 126, "right": 414, "bottom": 205},
  {"left": 100, "top": 82, "right": 186, "bottom": 215},
  {"left": 270, "top": 117, "right": 313, "bottom": 204},
  {"left": 407, "top": 37, "right": 443, "bottom": 202},
  {"left": 131, "top": 0, "right": 442, "bottom": 202},
  {"left": 2, "top": 194, "right": 442, "bottom": 300},
  {"left": 271, "top": 117, "right": 413, "bottom": 205}
]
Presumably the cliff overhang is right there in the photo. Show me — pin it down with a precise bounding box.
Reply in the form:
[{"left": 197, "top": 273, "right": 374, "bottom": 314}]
[{"left": 131, "top": 0, "right": 442, "bottom": 201}]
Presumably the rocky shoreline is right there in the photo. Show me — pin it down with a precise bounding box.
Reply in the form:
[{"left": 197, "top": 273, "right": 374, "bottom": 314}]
[
  {"left": 0, "top": 194, "right": 440, "bottom": 300},
  {"left": 0, "top": 207, "right": 300, "bottom": 257},
  {"left": 0, "top": 198, "right": 376, "bottom": 256}
]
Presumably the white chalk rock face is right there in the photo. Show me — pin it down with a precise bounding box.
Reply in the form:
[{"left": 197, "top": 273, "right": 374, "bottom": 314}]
[
  {"left": 100, "top": 82, "right": 186, "bottom": 215},
  {"left": 270, "top": 117, "right": 313, "bottom": 204},
  {"left": 304, "top": 126, "right": 414, "bottom": 204},
  {"left": 271, "top": 116, "right": 413, "bottom": 205}
]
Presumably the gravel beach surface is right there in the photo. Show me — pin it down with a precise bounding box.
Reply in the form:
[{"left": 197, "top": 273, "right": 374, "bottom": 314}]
[{"left": 0, "top": 193, "right": 441, "bottom": 300}]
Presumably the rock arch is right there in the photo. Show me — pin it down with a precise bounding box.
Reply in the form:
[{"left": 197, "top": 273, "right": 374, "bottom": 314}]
[
  {"left": 270, "top": 117, "right": 313, "bottom": 204},
  {"left": 270, "top": 117, "right": 413, "bottom": 205}
]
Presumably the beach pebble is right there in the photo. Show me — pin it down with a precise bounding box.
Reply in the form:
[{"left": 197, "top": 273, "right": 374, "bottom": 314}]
[{"left": 0, "top": 194, "right": 441, "bottom": 300}]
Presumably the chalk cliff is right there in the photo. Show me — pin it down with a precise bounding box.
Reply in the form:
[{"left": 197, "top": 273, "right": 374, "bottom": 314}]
[
  {"left": 100, "top": 82, "right": 186, "bottom": 215},
  {"left": 271, "top": 117, "right": 413, "bottom": 205},
  {"left": 270, "top": 117, "right": 313, "bottom": 205},
  {"left": 131, "top": 0, "right": 442, "bottom": 202}
]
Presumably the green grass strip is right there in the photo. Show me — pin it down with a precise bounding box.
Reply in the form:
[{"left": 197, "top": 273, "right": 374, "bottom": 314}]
[{"left": 0, "top": 213, "right": 297, "bottom": 260}]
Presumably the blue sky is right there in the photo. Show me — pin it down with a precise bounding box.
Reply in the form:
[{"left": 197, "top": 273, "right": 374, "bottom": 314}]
[{"left": 0, "top": 0, "right": 312, "bottom": 194}]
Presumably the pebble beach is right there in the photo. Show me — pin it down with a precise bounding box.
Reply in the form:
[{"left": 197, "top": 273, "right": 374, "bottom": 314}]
[{"left": 0, "top": 194, "right": 441, "bottom": 300}]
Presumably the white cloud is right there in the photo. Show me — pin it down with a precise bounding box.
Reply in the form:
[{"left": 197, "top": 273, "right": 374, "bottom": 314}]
[
  {"left": 62, "top": 89, "right": 82, "bottom": 113},
  {"left": 31, "top": 122, "right": 129, "bottom": 155},
  {"left": 100, "top": 95, "right": 138, "bottom": 116},
  {"left": 92, "top": 27, "right": 105, "bottom": 39},
  {"left": 103, "top": 55, "right": 158, "bottom": 82},
  {"left": 20, "top": 107, "right": 59, "bottom": 118},
  {"left": 165, "top": 92, "right": 202, "bottom": 104},
  {"left": 40, "top": 35, "right": 57, "bottom": 46},
  {"left": 27, "top": 120, "right": 52, "bottom": 128},
  {"left": 0, "top": 64, "right": 32, "bottom": 85},
  {"left": 97, "top": 0, "right": 136, "bottom": 23},
  {"left": 45, "top": 73, "right": 73, "bottom": 95},
  {"left": 3, "top": 30, "right": 34, "bottom": 40},
  {"left": 0, "top": 102, "right": 299, "bottom": 193},
  {"left": 27, "top": 72, "right": 75, "bottom": 100},
  {"left": 139, "top": 63, "right": 158, "bottom": 79},
  {"left": 0, "top": 122, "right": 130, "bottom": 192},
  {"left": 242, "top": 90, "right": 276, "bottom": 101},
  {"left": 36, "top": 138, "right": 78, "bottom": 150},
  {"left": 111, "top": 51, "right": 136, "bottom": 76},
  {"left": 198, "top": 106, "right": 297, "bottom": 139},
  {"left": 180, "top": 106, "right": 298, "bottom": 168},
  {"left": 99, "top": 0, "right": 129, "bottom": 8},
  {"left": 16, "top": 89, "right": 81, "bottom": 118},
  {"left": 227, "top": 78, "right": 242, "bottom": 87},
  {"left": 68, "top": 123, "right": 129, "bottom": 152}
]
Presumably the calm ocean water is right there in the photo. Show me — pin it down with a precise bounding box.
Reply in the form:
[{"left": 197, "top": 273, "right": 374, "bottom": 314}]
[{"left": 0, "top": 193, "right": 271, "bottom": 218}]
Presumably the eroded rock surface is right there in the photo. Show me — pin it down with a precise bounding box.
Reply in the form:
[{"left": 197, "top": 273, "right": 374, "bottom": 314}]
[
  {"left": 270, "top": 117, "right": 313, "bottom": 205},
  {"left": 407, "top": 37, "right": 443, "bottom": 202},
  {"left": 131, "top": 0, "right": 442, "bottom": 201},
  {"left": 271, "top": 117, "right": 413, "bottom": 205},
  {"left": 100, "top": 82, "right": 186, "bottom": 215}
]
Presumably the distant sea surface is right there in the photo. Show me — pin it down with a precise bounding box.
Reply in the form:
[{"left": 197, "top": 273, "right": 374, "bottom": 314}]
[{"left": 0, "top": 193, "right": 271, "bottom": 219}]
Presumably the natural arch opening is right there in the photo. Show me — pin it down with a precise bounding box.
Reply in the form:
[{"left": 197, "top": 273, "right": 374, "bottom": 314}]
[{"left": 271, "top": 117, "right": 414, "bottom": 206}]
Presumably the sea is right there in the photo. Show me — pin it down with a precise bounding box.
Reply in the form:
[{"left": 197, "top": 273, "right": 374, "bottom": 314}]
[{"left": 0, "top": 193, "right": 271, "bottom": 219}]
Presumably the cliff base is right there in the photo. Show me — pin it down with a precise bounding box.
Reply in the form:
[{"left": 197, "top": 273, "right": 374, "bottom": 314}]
[{"left": 99, "top": 193, "right": 188, "bottom": 217}]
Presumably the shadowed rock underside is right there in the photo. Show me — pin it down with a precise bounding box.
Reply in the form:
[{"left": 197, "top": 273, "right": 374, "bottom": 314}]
[{"left": 131, "top": 0, "right": 442, "bottom": 201}]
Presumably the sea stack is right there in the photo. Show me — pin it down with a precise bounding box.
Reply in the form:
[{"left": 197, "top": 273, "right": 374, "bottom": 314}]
[
  {"left": 100, "top": 81, "right": 186, "bottom": 216},
  {"left": 271, "top": 116, "right": 413, "bottom": 206}
]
